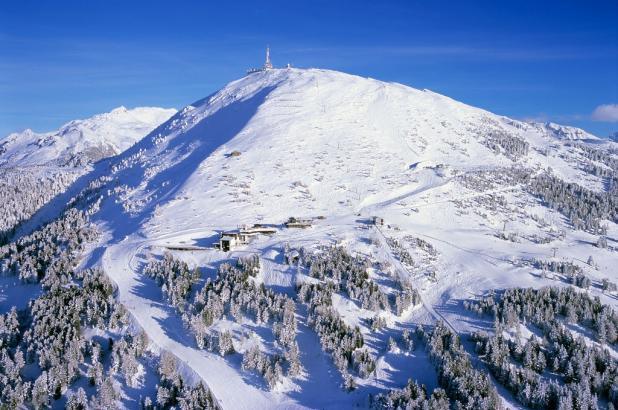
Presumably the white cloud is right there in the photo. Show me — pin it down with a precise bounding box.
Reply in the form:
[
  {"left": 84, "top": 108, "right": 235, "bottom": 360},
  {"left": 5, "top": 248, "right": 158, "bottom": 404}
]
[{"left": 591, "top": 104, "right": 618, "bottom": 122}]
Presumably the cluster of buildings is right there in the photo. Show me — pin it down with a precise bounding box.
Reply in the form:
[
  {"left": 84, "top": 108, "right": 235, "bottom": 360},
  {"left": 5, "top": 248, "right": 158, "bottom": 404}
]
[
  {"left": 215, "top": 215, "right": 384, "bottom": 252},
  {"left": 216, "top": 224, "right": 278, "bottom": 252},
  {"left": 215, "top": 217, "right": 315, "bottom": 251}
]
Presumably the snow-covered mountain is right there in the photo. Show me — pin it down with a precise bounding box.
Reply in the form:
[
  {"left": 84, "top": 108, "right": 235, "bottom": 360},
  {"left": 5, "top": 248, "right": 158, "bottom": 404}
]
[
  {"left": 67, "top": 68, "right": 612, "bottom": 408},
  {"left": 0, "top": 106, "right": 176, "bottom": 167},
  {"left": 3, "top": 68, "right": 617, "bottom": 409},
  {"left": 90, "top": 68, "right": 614, "bottom": 231},
  {"left": 0, "top": 106, "right": 176, "bottom": 243}
]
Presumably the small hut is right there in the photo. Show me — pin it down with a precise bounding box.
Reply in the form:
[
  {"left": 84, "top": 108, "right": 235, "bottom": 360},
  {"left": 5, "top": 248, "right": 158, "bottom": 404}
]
[
  {"left": 285, "top": 217, "right": 312, "bottom": 229},
  {"left": 372, "top": 216, "right": 384, "bottom": 226}
]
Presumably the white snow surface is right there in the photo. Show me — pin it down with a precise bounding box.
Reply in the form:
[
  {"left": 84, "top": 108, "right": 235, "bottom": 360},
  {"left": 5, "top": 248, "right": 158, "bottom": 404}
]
[
  {"left": 0, "top": 106, "right": 176, "bottom": 167},
  {"left": 90, "top": 68, "right": 616, "bottom": 230},
  {"left": 528, "top": 121, "right": 601, "bottom": 141},
  {"left": 14, "top": 68, "right": 618, "bottom": 409}
]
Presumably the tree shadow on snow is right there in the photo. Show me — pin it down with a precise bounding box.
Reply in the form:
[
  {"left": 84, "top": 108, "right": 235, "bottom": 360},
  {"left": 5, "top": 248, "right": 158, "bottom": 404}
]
[
  {"left": 80, "top": 246, "right": 106, "bottom": 270},
  {"left": 192, "top": 232, "right": 221, "bottom": 248},
  {"left": 129, "top": 275, "right": 178, "bottom": 316},
  {"left": 436, "top": 298, "right": 493, "bottom": 333},
  {"left": 284, "top": 304, "right": 373, "bottom": 409}
]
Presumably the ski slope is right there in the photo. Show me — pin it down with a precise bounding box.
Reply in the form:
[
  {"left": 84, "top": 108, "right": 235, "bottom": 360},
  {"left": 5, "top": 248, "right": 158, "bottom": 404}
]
[{"left": 16, "top": 67, "right": 617, "bottom": 408}]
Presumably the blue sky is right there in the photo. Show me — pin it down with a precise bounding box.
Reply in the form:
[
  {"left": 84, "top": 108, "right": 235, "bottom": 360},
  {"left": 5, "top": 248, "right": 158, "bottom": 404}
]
[{"left": 1, "top": 0, "right": 617, "bottom": 137}]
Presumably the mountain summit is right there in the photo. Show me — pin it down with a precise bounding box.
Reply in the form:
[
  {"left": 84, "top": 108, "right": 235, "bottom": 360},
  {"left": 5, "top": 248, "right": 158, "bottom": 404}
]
[{"left": 94, "top": 68, "right": 612, "bottom": 235}]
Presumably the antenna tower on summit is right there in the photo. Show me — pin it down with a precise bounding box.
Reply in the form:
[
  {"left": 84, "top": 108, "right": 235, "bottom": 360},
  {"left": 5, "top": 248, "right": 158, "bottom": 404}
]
[
  {"left": 264, "top": 46, "right": 273, "bottom": 70},
  {"left": 247, "top": 46, "right": 274, "bottom": 74}
]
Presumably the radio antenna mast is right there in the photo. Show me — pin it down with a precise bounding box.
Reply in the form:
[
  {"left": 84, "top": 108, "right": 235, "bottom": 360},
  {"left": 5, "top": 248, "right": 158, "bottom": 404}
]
[{"left": 264, "top": 46, "right": 273, "bottom": 69}]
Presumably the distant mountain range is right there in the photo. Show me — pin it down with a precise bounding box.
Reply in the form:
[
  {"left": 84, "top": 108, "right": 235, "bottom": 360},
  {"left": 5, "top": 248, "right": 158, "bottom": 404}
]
[{"left": 0, "top": 106, "right": 176, "bottom": 167}]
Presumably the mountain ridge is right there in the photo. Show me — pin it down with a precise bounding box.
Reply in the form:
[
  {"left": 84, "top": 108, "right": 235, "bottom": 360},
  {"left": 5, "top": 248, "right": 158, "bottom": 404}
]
[{"left": 0, "top": 106, "right": 177, "bottom": 167}]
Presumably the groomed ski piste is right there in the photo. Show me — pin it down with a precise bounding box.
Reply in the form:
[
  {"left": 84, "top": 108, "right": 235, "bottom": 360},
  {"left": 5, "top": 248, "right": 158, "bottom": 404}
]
[{"left": 4, "top": 67, "right": 618, "bottom": 409}]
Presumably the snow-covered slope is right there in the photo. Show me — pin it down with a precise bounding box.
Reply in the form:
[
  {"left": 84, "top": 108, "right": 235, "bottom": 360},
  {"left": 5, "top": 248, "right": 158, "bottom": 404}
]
[
  {"left": 528, "top": 121, "right": 601, "bottom": 142},
  {"left": 0, "top": 106, "right": 176, "bottom": 240},
  {"left": 9, "top": 68, "right": 618, "bottom": 409},
  {"left": 90, "top": 68, "right": 612, "bottom": 233},
  {"left": 0, "top": 106, "right": 176, "bottom": 167}
]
